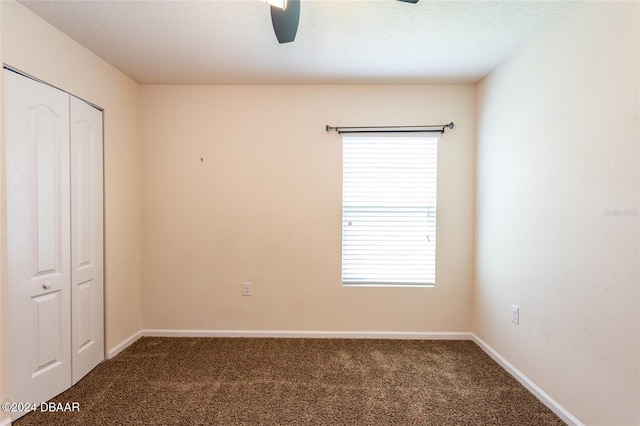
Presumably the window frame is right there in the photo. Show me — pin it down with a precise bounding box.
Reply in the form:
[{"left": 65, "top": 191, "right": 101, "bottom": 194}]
[{"left": 341, "top": 132, "right": 438, "bottom": 287}]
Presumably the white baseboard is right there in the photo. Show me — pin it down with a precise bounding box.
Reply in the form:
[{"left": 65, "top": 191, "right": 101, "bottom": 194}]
[
  {"left": 471, "top": 333, "right": 583, "bottom": 426},
  {"left": 106, "top": 329, "right": 470, "bottom": 359},
  {"left": 107, "top": 330, "right": 144, "bottom": 359},
  {"left": 142, "top": 329, "right": 472, "bottom": 340},
  {"left": 0, "top": 417, "right": 12, "bottom": 426}
]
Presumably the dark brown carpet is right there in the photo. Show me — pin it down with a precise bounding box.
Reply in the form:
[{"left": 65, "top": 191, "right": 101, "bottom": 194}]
[{"left": 15, "top": 337, "right": 564, "bottom": 425}]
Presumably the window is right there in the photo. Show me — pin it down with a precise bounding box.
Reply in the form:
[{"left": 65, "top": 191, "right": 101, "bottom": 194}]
[{"left": 341, "top": 133, "right": 438, "bottom": 286}]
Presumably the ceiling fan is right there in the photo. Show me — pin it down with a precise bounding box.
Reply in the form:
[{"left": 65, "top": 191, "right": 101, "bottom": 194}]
[{"left": 267, "top": 0, "right": 419, "bottom": 44}]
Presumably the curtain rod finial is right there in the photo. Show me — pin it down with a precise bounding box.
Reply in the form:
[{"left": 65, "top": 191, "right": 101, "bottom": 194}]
[{"left": 447, "top": 122, "right": 454, "bottom": 130}]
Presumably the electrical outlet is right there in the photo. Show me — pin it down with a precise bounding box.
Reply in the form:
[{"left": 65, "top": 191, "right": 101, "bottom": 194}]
[
  {"left": 242, "top": 282, "right": 252, "bottom": 296},
  {"left": 511, "top": 304, "right": 519, "bottom": 325}
]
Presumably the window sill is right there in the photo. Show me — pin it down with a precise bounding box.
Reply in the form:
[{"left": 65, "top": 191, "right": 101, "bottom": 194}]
[{"left": 341, "top": 283, "right": 435, "bottom": 288}]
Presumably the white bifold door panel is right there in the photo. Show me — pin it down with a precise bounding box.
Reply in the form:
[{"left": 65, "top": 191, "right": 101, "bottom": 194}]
[
  {"left": 70, "top": 95, "right": 104, "bottom": 385},
  {"left": 5, "top": 70, "right": 72, "bottom": 411},
  {"left": 4, "top": 69, "right": 104, "bottom": 420}
]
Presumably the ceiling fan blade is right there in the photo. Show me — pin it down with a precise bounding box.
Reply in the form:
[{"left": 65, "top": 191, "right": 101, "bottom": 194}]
[
  {"left": 270, "top": 0, "right": 300, "bottom": 44},
  {"left": 397, "top": 0, "right": 419, "bottom": 3}
]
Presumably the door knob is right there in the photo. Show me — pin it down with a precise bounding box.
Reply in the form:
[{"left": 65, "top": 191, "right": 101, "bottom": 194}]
[{"left": 42, "top": 282, "right": 52, "bottom": 290}]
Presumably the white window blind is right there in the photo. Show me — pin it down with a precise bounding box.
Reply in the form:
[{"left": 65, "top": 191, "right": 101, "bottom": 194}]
[{"left": 342, "top": 133, "right": 438, "bottom": 286}]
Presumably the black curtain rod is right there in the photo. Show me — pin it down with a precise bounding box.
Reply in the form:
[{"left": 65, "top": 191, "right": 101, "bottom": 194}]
[{"left": 325, "top": 122, "right": 454, "bottom": 134}]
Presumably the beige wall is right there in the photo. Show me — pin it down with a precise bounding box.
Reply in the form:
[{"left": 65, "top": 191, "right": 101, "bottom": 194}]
[
  {"left": 141, "top": 85, "right": 476, "bottom": 332},
  {"left": 0, "top": 1, "right": 143, "bottom": 403},
  {"left": 474, "top": 2, "right": 639, "bottom": 425}
]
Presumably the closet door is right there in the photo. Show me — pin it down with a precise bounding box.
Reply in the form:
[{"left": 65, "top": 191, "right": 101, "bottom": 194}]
[
  {"left": 70, "top": 95, "right": 104, "bottom": 384},
  {"left": 5, "top": 69, "right": 72, "bottom": 413}
]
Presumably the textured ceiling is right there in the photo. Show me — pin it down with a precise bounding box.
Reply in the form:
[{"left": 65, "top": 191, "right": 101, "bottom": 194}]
[{"left": 19, "top": 0, "right": 573, "bottom": 85}]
